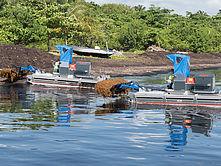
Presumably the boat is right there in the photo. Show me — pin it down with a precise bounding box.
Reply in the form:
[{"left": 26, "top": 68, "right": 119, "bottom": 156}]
[
  {"left": 27, "top": 45, "right": 110, "bottom": 88},
  {"left": 128, "top": 54, "right": 221, "bottom": 107},
  {"left": 70, "top": 45, "right": 113, "bottom": 58},
  {"left": 128, "top": 89, "right": 221, "bottom": 107}
]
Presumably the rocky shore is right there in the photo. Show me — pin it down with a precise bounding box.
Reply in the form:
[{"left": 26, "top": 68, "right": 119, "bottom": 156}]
[{"left": 1, "top": 44, "right": 221, "bottom": 77}]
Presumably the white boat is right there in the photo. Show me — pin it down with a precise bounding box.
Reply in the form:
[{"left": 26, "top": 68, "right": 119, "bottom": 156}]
[
  {"left": 127, "top": 54, "right": 221, "bottom": 107},
  {"left": 70, "top": 45, "right": 113, "bottom": 58},
  {"left": 27, "top": 45, "right": 110, "bottom": 88},
  {"left": 27, "top": 71, "right": 109, "bottom": 88}
]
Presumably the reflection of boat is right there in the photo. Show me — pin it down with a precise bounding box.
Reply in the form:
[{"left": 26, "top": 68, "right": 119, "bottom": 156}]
[
  {"left": 165, "top": 125, "right": 187, "bottom": 151},
  {"left": 128, "top": 101, "right": 215, "bottom": 137},
  {"left": 70, "top": 45, "right": 113, "bottom": 58},
  {"left": 128, "top": 54, "right": 221, "bottom": 107},
  {"left": 165, "top": 109, "right": 213, "bottom": 136},
  {"left": 164, "top": 107, "right": 213, "bottom": 151},
  {"left": 27, "top": 45, "right": 110, "bottom": 88}
]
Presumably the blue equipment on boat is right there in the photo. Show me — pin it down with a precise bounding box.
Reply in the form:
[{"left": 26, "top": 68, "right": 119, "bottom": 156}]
[
  {"left": 166, "top": 54, "right": 190, "bottom": 78},
  {"left": 119, "top": 82, "right": 142, "bottom": 90},
  {"left": 20, "top": 66, "right": 37, "bottom": 72},
  {"left": 55, "top": 45, "right": 73, "bottom": 65},
  {"left": 109, "top": 81, "right": 143, "bottom": 96}
]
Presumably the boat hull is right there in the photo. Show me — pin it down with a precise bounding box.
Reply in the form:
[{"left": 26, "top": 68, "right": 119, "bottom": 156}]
[
  {"left": 70, "top": 45, "right": 113, "bottom": 58},
  {"left": 128, "top": 90, "right": 221, "bottom": 108},
  {"left": 27, "top": 72, "right": 109, "bottom": 88}
]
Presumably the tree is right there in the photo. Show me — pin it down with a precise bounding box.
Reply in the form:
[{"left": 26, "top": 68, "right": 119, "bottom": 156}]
[{"left": 133, "top": 5, "right": 146, "bottom": 12}]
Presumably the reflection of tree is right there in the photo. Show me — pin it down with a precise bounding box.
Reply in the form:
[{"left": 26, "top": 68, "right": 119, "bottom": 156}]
[
  {"left": 0, "top": 99, "right": 57, "bottom": 131},
  {"left": 0, "top": 84, "right": 96, "bottom": 131}
]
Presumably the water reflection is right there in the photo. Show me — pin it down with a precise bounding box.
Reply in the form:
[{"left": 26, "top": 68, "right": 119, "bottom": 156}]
[
  {"left": 165, "top": 108, "right": 213, "bottom": 151},
  {"left": 99, "top": 99, "right": 216, "bottom": 152},
  {"left": 55, "top": 98, "right": 130, "bottom": 125},
  {"left": 166, "top": 125, "right": 187, "bottom": 151},
  {"left": 0, "top": 84, "right": 218, "bottom": 153},
  {"left": 165, "top": 108, "right": 213, "bottom": 136},
  {"left": 0, "top": 84, "right": 96, "bottom": 131}
]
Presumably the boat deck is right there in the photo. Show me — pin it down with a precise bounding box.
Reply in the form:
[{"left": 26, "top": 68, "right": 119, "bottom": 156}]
[
  {"left": 128, "top": 90, "right": 221, "bottom": 107},
  {"left": 27, "top": 72, "right": 108, "bottom": 88}
]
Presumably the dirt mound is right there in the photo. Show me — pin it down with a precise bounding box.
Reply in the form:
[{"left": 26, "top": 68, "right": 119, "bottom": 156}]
[
  {"left": 140, "top": 51, "right": 221, "bottom": 65},
  {"left": 139, "top": 51, "right": 174, "bottom": 66},
  {"left": 0, "top": 44, "right": 58, "bottom": 72}
]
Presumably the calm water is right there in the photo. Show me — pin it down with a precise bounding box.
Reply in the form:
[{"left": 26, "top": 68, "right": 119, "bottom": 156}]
[{"left": 0, "top": 69, "right": 221, "bottom": 166}]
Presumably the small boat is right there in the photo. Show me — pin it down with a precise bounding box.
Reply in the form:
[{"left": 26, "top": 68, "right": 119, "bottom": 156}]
[
  {"left": 128, "top": 54, "right": 221, "bottom": 107},
  {"left": 27, "top": 45, "right": 110, "bottom": 88},
  {"left": 70, "top": 45, "right": 113, "bottom": 58}
]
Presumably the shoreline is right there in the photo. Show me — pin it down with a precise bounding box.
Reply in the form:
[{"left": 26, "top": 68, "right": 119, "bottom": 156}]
[
  {"left": 73, "top": 52, "right": 221, "bottom": 77},
  {"left": 1, "top": 60, "right": 221, "bottom": 78},
  {"left": 90, "top": 63, "right": 221, "bottom": 77},
  {"left": 1, "top": 44, "right": 221, "bottom": 78},
  {"left": 1, "top": 62, "right": 221, "bottom": 86}
]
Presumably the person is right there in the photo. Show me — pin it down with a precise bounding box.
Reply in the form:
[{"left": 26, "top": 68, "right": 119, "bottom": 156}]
[
  {"left": 167, "top": 69, "right": 175, "bottom": 89},
  {"left": 54, "top": 61, "right": 60, "bottom": 73}
]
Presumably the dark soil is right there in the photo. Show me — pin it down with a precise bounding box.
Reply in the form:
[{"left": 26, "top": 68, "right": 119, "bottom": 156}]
[
  {"left": 0, "top": 44, "right": 57, "bottom": 72},
  {"left": 1, "top": 44, "right": 221, "bottom": 76}
]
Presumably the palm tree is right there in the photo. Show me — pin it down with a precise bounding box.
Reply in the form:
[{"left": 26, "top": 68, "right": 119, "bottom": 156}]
[
  {"left": 133, "top": 5, "right": 146, "bottom": 12},
  {"left": 66, "top": 0, "right": 99, "bottom": 46}
]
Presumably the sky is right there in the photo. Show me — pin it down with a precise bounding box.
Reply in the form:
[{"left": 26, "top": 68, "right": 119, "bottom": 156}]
[{"left": 85, "top": 0, "right": 221, "bottom": 16}]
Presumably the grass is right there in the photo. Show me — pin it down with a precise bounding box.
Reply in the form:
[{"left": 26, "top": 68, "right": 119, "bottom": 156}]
[{"left": 110, "top": 55, "right": 127, "bottom": 60}]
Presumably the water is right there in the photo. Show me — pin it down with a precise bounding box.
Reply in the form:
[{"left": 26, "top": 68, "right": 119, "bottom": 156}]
[{"left": 0, "top": 69, "right": 221, "bottom": 166}]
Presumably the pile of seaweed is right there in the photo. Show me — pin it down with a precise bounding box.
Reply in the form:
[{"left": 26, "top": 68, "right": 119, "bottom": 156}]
[
  {"left": 95, "top": 78, "right": 130, "bottom": 97},
  {"left": 0, "top": 67, "right": 32, "bottom": 82}
]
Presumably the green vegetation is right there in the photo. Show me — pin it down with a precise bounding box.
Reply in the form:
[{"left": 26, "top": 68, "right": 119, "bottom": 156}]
[
  {"left": 110, "top": 55, "right": 127, "bottom": 60},
  {"left": 0, "top": 0, "right": 221, "bottom": 53}
]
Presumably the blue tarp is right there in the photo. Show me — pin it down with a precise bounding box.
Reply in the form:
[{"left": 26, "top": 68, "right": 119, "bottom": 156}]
[
  {"left": 55, "top": 45, "right": 73, "bottom": 64},
  {"left": 166, "top": 54, "right": 190, "bottom": 78}
]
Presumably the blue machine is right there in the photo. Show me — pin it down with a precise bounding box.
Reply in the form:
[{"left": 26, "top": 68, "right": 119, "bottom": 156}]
[
  {"left": 55, "top": 45, "right": 73, "bottom": 65},
  {"left": 119, "top": 82, "right": 142, "bottom": 90},
  {"left": 20, "top": 65, "right": 37, "bottom": 72},
  {"left": 166, "top": 54, "right": 190, "bottom": 79},
  {"left": 110, "top": 81, "right": 143, "bottom": 96},
  {"left": 55, "top": 45, "right": 93, "bottom": 77}
]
